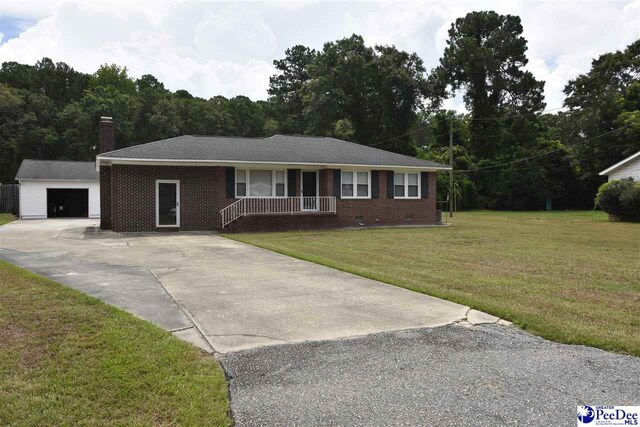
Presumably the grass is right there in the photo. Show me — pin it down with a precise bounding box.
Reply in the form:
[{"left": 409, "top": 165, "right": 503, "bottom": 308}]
[
  {"left": 0, "top": 260, "right": 230, "bottom": 426},
  {"left": 226, "top": 211, "right": 640, "bottom": 356},
  {"left": 0, "top": 213, "right": 16, "bottom": 226}
]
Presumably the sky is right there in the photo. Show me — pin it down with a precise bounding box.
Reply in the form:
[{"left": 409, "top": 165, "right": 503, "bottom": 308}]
[{"left": 0, "top": 0, "right": 638, "bottom": 111}]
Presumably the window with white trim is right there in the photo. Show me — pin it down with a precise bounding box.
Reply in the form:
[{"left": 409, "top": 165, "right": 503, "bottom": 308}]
[
  {"left": 275, "top": 170, "right": 285, "bottom": 196},
  {"left": 236, "top": 169, "right": 247, "bottom": 197},
  {"left": 341, "top": 171, "right": 370, "bottom": 198},
  {"left": 236, "top": 169, "right": 287, "bottom": 197},
  {"left": 394, "top": 172, "right": 420, "bottom": 198}
]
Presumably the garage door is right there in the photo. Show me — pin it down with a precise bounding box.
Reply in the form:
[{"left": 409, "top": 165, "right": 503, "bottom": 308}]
[{"left": 47, "top": 189, "right": 89, "bottom": 218}]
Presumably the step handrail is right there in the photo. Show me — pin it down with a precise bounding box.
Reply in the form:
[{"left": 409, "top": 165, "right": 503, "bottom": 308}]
[{"left": 220, "top": 197, "right": 247, "bottom": 228}]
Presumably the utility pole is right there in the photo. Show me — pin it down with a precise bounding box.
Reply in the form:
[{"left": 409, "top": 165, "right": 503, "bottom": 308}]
[{"left": 449, "top": 116, "right": 454, "bottom": 218}]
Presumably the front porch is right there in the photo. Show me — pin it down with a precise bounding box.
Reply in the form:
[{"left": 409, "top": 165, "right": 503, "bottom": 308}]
[{"left": 221, "top": 196, "right": 337, "bottom": 228}]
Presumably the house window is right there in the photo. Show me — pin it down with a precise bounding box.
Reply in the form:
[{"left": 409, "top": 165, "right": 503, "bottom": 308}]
[
  {"left": 236, "top": 169, "right": 247, "bottom": 197},
  {"left": 275, "top": 171, "right": 285, "bottom": 197},
  {"left": 236, "top": 169, "right": 287, "bottom": 198},
  {"left": 342, "top": 171, "right": 370, "bottom": 198},
  {"left": 394, "top": 173, "right": 405, "bottom": 197},
  {"left": 357, "top": 172, "right": 369, "bottom": 197},
  {"left": 408, "top": 173, "right": 419, "bottom": 197},
  {"left": 394, "top": 172, "right": 420, "bottom": 199},
  {"left": 342, "top": 171, "right": 354, "bottom": 197},
  {"left": 249, "top": 170, "right": 272, "bottom": 196}
]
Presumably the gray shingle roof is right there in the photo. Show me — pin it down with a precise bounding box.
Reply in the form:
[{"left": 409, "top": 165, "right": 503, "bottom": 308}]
[
  {"left": 15, "top": 160, "right": 98, "bottom": 181},
  {"left": 98, "top": 135, "right": 449, "bottom": 169}
]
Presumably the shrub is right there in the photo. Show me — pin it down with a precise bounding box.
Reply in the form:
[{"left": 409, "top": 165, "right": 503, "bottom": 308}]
[
  {"left": 620, "top": 181, "right": 640, "bottom": 214},
  {"left": 595, "top": 178, "right": 640, "bottom": 219}
]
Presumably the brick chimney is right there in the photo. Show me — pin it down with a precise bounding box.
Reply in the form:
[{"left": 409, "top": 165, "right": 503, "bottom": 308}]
[{"left": 98, "top": 116, "right": 115, "bottom": 154}]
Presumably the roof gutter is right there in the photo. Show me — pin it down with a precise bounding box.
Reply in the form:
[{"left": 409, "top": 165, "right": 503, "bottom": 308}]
[{"left": 95, "top": 156, "right": 452, "bottom": 172}]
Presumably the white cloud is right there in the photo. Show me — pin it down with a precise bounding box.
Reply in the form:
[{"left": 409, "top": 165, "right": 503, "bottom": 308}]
[
  {"left": 0, "top": 0, "right": 638, "bottom": 107},
  {"left": 0, "top": 0, "right": 276, "bottom": 100},
  {"left": 521, "top": 0, "right": 639, "bottom": 108},
  {"left": 0, "top": 0, "right": 58, "bottom": 20},
  {"left": 193, "top": 4, "right": 277, "bottom": 63}
]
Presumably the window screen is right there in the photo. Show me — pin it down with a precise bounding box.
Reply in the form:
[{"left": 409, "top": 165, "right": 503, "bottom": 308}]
[{"left": 249, "top": 170, "right": 272, "bottom": 196}]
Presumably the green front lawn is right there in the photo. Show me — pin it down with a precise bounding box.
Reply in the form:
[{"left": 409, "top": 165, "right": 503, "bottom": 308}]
[
  {"left": 0, "top": 213, "right": 16, "bottom": 226},
  {"left": 226, "top": 211, "right": 640, "bottom": 356},
  {"left": 0, "top": 261, "right": 230, "bottom": 426}
]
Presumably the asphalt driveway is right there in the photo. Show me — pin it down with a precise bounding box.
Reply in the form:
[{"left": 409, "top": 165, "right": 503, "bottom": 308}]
[{"left": 224, "top": 324, "right": 640, "bottom": 426}]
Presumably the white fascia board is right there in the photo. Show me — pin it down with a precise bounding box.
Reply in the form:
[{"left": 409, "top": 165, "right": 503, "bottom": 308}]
[
  {"left": 15, "top": 178, "right": 98, "bottom": 182},
  {"left": 96, "top": 156, "right": 452, "bottom": 172},
  {"left": 599, "top": 151, "right": 640, "bottom": 175}
]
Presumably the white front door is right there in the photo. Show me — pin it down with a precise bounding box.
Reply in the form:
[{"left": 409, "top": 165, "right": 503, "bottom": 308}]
[{"left": 156, "top": 180, "right": 180, "bottom": 227}]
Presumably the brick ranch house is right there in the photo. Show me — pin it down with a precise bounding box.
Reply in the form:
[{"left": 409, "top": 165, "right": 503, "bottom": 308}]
[{"left": 96, "top": 117, "right": 451, "bottom": 232}]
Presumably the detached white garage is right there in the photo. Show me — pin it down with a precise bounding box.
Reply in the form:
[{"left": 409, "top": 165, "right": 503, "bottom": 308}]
[
  {"left": 16, "top": 160, "right": 100, "bottom": 219},
  {"left": 599, "top": 151, "right": 640, "bottom": 181}
]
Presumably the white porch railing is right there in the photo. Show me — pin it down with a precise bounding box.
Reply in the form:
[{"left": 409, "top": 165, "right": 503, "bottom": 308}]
[{"left": 221, "top": 196, "right": 337, "bottom": 228}]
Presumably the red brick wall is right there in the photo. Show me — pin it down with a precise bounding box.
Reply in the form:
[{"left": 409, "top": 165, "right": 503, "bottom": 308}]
[
  {"left": 110, "top": 165, "right": 225, "bottom": 232},
  {"left": 224, "top": 213, "right": 338, "bottom": 233},
  {"left": 321, "top": 169, "right": 437, "bottom": 227},
  {"left": 319, "top": 169, "right": 332, "bottom": 196},
  {"left": 99, "top": 166, "right": 112, "bottom": 230},
  {"left": 106, "top": 165, "right": 437, "bottom": 232},
  {"left": 98, "top": 118, "right": 115, "bottom": 154}
]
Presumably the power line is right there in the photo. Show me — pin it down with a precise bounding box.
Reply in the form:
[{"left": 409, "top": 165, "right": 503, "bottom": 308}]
[
  {"left": 456, "top": 125, "right": 632, "bottom": 173},
  {"left": 369, "top": 105, "right": 567, "bottom": 147},
  {"left": 469, "top": 106, "right": 566, "bottom": 121},
  {"left": 457, "top": 156, "right": 570, "bottom": 176},
  {"left": 456, "top": 147, "right": 572, "bottom": 175},
  {"left": 369, "top": 118, "right": 451, "bottom": 147}
]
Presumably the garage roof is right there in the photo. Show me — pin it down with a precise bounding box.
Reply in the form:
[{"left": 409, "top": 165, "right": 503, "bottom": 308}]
[
  {"left": 15, "top": 159, "right": 98, "bottom": 181},
  {"left": 599, "top": 150, "right": 640, "bottom": 175},
  {"left": 97, "top": 135, "right": 450, "bottom": 170}
]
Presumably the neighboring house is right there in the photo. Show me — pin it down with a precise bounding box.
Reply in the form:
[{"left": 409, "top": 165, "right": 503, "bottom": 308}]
[
  {"left": 15, "top": 159, "right": 100, "bottom": 219},
  {"left": 599, "top": 151, "right": 640, "bottom": 181},
  {"left": 95, "top": 117, "right": 450, "bottom": 232}
]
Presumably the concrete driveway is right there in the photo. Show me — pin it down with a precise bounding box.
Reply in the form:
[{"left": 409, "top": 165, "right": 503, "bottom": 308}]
[
  {"left": 0, "top": 219, "right": 487, "bottom": 353},
  {"left": 2, "top": 219, "right": 639, "bottom": 426}
]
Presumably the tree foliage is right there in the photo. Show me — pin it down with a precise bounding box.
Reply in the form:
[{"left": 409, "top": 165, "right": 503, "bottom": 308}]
[
  {"left": 268, "top": 45, "right": 317, "bottom": 135},
  {"left": 0, "top": 61, "right": 280, "bottom": 183},
  {"left": 562, "top": 40, "right": 640, "bottom": 191},
  {"left": 269, "top": 35, "right": 430, "bottom": 154},
  {"left": 430, "top": 11, "right": 545, "bottom": 158},
  {"left": 0, "top": 19, "right": 637, "bottom": 212}
]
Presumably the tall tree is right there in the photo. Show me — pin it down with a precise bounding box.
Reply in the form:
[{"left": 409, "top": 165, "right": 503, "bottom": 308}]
[
  {"left": 0, "top": 58, "right": 88, "bottom": 104},
  {"left": 431, "top": 11, "right": 545, "bottom": 158},
  {"left": 135, "top": 74, "right": 170, "bottom": 143},
  {"left": 58, "top": 85, "right": 139, "bottom": 158},
  {"left": 228, "top": 96, "right": 266, "bottom": 137},
  {"left": 302, "top": 35, "right": 378, "bottom": 142},
  {"left": 0, "top": 61, "right": 36, "bottom": 90},
  {"left": 373, "top": 45, "right": 430, "bottom": 153},
  {"left": 0, "top": 84, "right": 58, "bottom": 182},
  {"left": 90, "top": 64, "right": 137, "bottom": 95},
  {"left": 287, "top": 34, "right": 429, "bottom": 153},
  {"left": 268, "top": 45, "right": 317, "bottom": 134},
  {"left": 562, "top": 39, "right": 640, "bottom": 195}
]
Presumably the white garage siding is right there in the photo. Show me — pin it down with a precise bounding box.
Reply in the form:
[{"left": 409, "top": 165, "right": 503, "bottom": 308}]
[
  {"left": 19, "top": 180, "right": 100, "bottom": 219},
  {"left": 607, "top": 156, "right": 640, "bottom": 181},
  {"left": 600, "top": 151, "right": 640, "bottom": 182}
]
